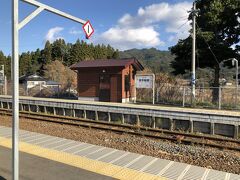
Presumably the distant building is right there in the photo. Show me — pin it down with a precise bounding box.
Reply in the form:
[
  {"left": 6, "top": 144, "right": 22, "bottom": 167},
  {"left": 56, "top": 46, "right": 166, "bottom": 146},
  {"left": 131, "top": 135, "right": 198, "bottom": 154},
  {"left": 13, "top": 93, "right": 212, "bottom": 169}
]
[
  {"left": 19, "top": 74, "right": 45, "bottom": 89},
  {"left": 70, "top": 58, "right": 144, "bottom": 103},
  {"left": 19, "top": 74, "right": 61, "bottom": 95},
  {"left": 45, "top": 80, "right": 61, "bottom": 92}
]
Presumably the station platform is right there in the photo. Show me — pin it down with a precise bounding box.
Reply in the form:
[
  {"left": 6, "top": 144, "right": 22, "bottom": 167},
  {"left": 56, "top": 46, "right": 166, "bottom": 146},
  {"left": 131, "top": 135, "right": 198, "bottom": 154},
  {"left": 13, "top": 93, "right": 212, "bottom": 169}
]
[
  {"left": 0, "top": 126, "right": 239, "bottom": 180},
  {"left": 0, "top": 146, "right": 113, "bottom": 180},
  {"left": 0, "top": 95, "right": 239, "bottom": 138}
]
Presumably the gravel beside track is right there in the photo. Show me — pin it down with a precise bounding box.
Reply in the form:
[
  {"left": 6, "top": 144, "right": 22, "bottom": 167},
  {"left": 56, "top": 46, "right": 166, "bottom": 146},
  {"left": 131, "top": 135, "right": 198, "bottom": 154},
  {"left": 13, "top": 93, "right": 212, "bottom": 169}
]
[{"left": 0, "top": 116, "right": 239, "bottom": 174}]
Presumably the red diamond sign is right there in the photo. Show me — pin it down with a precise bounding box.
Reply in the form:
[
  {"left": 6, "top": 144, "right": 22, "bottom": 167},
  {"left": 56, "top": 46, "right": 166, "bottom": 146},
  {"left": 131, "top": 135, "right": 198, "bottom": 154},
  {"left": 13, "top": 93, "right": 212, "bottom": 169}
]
[{"left": 83, "top": 20, "right": 94, "bottom": 39}]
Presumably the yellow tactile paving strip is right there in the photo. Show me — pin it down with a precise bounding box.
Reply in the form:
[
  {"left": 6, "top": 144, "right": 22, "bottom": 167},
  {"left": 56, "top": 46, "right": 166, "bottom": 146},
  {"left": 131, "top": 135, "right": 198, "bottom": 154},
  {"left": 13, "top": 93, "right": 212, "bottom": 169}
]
[{"left": 0, "top": 136, "right": 166, "bottom": 180}]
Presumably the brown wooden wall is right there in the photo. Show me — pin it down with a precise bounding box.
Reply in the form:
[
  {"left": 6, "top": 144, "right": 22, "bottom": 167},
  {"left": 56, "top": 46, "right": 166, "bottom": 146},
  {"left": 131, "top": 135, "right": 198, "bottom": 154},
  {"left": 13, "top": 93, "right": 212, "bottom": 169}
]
[
  {"left": 77, "top": 67, "right": 123, "bottom": 102},
  {"left": 110, "top": 74, "right": 122, "bottom": 102},
  {"left": 77, "top": 66, "right": 136, "bottom": 102},
  {"left": 121, "top": 65, "right": 136, "bottom": 100},
  {"left": 77, "top": 71, "right": 99, "bottom": 97}
]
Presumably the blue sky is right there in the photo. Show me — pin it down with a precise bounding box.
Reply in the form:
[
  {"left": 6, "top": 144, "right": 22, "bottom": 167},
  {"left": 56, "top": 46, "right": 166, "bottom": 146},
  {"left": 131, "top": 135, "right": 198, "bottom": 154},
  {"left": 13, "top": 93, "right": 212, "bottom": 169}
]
[{"left": 0, "top": 0, "right": 194, "bottom": 55}]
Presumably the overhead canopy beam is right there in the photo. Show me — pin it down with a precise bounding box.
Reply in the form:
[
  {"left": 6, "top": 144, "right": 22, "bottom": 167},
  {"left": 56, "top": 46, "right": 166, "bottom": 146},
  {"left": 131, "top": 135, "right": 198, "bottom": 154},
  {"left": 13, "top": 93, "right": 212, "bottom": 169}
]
[
  {"left": 18, "top": 7, "right": 44, "bottom": 30},
  {"left": 21, "top": 0, "right": 87, "bottom": 26}
]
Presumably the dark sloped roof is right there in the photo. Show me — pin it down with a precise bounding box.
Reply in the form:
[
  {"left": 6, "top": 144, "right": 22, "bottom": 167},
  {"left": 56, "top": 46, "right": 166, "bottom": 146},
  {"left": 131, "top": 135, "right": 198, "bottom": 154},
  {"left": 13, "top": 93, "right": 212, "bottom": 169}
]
[
  {"left": 70, "top": 58, "right": 144, "bottom": 71},
  {"left": 19, "top": 74, "right": 45, "bottom": 82}
]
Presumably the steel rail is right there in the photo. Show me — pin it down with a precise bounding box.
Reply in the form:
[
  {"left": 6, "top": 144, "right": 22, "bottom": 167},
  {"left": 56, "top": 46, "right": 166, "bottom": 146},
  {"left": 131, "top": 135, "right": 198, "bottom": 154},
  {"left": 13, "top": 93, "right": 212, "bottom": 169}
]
[{"left": 0, "top": 109, "right": 239, "bottom": 151}]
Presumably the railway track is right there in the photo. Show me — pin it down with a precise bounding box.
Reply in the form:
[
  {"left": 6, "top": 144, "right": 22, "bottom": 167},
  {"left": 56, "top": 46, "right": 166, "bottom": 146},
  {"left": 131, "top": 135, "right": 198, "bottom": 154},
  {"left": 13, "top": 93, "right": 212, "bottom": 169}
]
[{"left": 0, "top": 108, "right": 240, "bottom": 151}]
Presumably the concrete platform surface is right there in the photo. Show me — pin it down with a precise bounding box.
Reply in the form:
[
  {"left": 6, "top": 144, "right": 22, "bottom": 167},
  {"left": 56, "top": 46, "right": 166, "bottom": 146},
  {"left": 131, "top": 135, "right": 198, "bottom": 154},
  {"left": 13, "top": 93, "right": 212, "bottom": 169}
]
[
  {"left": 0, "top": 146, "right": 114, "bottom": 180},
  {"left": 0, "top": 126, "right": 239, "bottom": 180}
]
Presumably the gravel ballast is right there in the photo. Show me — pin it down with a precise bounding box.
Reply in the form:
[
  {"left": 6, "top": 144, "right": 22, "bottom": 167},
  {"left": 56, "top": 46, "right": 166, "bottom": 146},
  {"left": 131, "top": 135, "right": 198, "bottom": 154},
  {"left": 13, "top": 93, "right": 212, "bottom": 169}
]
[{"left": 0, "top": 116, "right": 239, "bottom": 174}]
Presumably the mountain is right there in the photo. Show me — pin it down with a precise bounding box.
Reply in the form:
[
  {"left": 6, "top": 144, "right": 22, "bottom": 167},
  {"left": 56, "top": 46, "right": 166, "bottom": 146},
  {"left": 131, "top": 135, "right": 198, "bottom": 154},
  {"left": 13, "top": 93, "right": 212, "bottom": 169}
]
[{"left": 119, "top": 48, "right": 175, "bottom": 74}]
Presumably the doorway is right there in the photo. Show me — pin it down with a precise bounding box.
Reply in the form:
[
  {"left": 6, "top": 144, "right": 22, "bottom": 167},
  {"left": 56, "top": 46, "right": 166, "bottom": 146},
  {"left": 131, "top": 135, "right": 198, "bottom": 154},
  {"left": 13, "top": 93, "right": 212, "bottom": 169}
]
[{"left": 99, "top": 74, "right": 110, "bottom": 102}]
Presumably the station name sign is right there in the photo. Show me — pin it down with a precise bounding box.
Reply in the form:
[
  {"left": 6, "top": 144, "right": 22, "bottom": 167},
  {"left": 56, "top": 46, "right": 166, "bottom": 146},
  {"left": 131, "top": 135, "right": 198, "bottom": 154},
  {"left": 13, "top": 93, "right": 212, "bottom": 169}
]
[{"left": 135, "top": 74, "right": 154, "bottom": 89}]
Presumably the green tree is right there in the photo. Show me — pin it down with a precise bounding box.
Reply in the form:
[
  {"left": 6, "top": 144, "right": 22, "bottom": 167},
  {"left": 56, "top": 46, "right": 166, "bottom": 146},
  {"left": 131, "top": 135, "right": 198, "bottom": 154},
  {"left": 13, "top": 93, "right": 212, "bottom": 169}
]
[
  {"left": 31, "top": 49, "right": 41, "bottom": 74},
  {"left": 170, "top": 0, "right": 240, "bottom": 102},
  {"left": 112, "top": 49, "right": 120, "bottom": 59},
  {"left": 0, "top": 51, "right": 11, "bottom": 79},
  {"left": 42, "top": 41, "right": 52, "bottom": 64},
  {"left": 69, "top": 39, "right": 84, "bottom": 64},
  {"left": 5, "top": 55, "right": 11, "bottom": 79},
  {"left": 0, "top": 51, "right": 6, "bottom": 65},
  {"left": 19, "top": 52, "right": 32, "bottom": 75},
  {"left": 52, "top": 39, "right": 67, "bottom": 62},
  {"left": 0, "top": 40, "right": 120, "bottom": 78},
  {"left": 93, "top": 44, "right": 104, "bottom": 59}
]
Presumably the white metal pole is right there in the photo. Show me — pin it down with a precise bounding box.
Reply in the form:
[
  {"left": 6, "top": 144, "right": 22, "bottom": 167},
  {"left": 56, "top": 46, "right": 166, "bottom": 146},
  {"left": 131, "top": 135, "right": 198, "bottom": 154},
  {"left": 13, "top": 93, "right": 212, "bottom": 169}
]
[
  {"left": 2, "top": 65, "right": 4, "bottom": 76},
  {"left": 10, "top": 1, "right": 89, "bottom": 179},
  {"left": 236, "top": 59, "right": 238, "bottom": 107},
  {"left": 191, "top": 2, "right": 196, "bottom": 103},
  {"left": 134, "top": 75, "right": 137, "bottom": 103},
  {"left": 236, "top": 60, "right": 238, "bottom": 92},
  {"left": 152, "top": 74, "right": 155, "bottom": 105},
  {"left": 12, "top": 0, "right": 19, "bottom": 179},
  {"left": 4, "top": 76, "right": 7, "bottom": 95},
  {"left": 218, "top": 86, "right": 221, "bottom": 109},
  {"left": 1, "top": 65, "right": 5, "bottom": 94},
  {"left": 183, "top": 87, "right": 186, "bottom": 107}
]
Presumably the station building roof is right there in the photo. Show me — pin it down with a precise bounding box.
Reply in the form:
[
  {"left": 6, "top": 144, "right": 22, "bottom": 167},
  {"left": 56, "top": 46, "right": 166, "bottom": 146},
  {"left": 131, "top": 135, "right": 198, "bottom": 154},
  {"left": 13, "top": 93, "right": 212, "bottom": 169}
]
[{"left": 70, "top": 58, "right": 144, "bottom": 71}]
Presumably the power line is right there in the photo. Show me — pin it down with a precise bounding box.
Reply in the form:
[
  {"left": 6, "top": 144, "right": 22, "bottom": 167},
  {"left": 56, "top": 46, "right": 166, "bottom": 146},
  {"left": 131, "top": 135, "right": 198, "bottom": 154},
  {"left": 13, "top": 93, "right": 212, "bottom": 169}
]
[
  {"left": 177, "top": 15, "right": 189, "bottom": 20},
  {"left": 196, "top": 22, "right": 220, "bottom": 65},
  {"left": 177, "top": 19, "right": 189, "bottom": 30}
]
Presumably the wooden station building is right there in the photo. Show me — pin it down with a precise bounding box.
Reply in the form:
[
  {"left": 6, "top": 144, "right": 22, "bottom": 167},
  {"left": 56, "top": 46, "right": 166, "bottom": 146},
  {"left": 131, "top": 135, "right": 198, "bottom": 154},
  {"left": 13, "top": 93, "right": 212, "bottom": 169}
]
[{"left": 70, "top": 58, "right": 144, "bottom": 103}]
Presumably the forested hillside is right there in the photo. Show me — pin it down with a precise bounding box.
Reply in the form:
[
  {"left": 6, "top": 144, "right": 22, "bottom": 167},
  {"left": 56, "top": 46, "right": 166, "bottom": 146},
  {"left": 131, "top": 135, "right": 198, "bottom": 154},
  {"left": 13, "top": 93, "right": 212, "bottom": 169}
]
[
  {"left": 1, "top": 39, "right": 235, "bottom": 86},
  {"left": 0, "top": 42, "right": 176, "bottom": 80},
  {"left": 0, "top": 39, "right": 120, "bottom": 79},
  {"left": 120, "top": 48, "right": 174, "bottom": 74}
]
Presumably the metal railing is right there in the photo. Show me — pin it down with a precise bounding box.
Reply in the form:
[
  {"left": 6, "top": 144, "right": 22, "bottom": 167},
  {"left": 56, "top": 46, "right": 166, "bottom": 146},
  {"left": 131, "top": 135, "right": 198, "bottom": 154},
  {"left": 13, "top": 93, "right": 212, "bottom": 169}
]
[{"left": 136, "top": 84, "right": 240, "bottom": 110}]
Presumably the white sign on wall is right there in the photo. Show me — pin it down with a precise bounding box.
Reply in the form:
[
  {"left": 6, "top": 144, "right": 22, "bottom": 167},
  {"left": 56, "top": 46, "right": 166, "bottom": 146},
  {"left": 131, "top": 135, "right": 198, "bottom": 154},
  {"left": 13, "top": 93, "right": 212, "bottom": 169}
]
[
  {"left": 136, "top": 75, "right": 154, "bottom": 89},
  {"left": 135, "top": 74, "right": 155, "bottom": 104}
]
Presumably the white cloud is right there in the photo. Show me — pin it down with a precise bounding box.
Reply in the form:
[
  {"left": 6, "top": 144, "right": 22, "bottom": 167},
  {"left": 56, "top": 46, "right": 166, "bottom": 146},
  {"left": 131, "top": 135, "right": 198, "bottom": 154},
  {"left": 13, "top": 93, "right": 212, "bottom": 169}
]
[
  {"left": 119, "top": 2, "right": 191, "bottom": 31},
  {"left": 69, "top": 28, "right": 82, "bottom": 35},
  {"left": 98, "top": 26, "right": 164, "bottom": 50},
  {"left": 45, "top": 27, "right": 64, "bottom": 42},
  {"left": 95, "top": 1, "right": 192, "bottom": 50}
]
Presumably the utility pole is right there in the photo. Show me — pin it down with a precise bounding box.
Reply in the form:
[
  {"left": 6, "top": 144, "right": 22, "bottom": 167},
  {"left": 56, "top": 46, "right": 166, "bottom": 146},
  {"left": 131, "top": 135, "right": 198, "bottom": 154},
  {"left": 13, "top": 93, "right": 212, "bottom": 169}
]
[{"left": 191, "top": 1, "right": 197, "bottom": 104}]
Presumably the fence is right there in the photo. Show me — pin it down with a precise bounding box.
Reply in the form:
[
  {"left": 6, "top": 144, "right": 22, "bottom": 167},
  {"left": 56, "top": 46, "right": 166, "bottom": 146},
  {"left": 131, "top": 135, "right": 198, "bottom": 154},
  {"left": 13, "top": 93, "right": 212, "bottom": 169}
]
[
  {"left": 136, "top": 84, "right": 240, "bottom": 110},
  {"left": 2, "top": 82, "right": 240, "bottom": 110}
]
